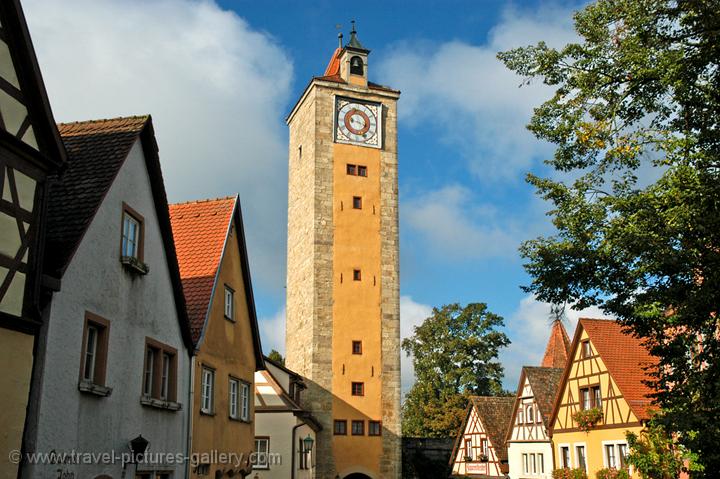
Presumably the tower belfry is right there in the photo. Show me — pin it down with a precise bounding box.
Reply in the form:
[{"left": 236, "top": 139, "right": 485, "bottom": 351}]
[{"left": 285, "top": 24, "right": 401, "bottom": 478}]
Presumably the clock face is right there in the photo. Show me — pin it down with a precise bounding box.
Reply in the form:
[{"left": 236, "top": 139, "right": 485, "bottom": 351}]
[{"left": 335, "top": 98, "right": 382, "bottom": 148}]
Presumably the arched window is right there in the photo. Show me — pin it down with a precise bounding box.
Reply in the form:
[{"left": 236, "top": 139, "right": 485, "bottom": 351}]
[{"left": 350, "top": 56, "right": 364, "bottom": 75}]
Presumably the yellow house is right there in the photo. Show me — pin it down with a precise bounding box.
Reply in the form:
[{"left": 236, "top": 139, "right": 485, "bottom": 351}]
[
  {"left": 549, "top": 318, "right": 657, "bottom": 478},
  {"left": 170, "top": 196, "right": 264, "bottom": 478},
  {"left": 0, "top": 1, "right": 66, "bottom": 477}
]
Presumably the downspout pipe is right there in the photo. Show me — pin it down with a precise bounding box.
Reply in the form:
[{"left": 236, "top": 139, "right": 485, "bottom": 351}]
[
  {"left": 291, "top": 422, "right": 304, "bottom": 479},
  {"left": 186, "top": 355, "right": 196, "bottom": 479}
]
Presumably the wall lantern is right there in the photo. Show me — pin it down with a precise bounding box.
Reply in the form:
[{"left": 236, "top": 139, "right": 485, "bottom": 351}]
[
  {"left": 303, "top": 434, "right": 314, "bottom": 452},
  {"left": 129, "top": 434, "right": 150, "bottom": 461}
]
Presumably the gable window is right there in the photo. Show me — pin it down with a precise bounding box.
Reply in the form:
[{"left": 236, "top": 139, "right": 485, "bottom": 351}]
[
  {"left": 80, "top": 313, "right": 110, "bottom": 389},
  {"left": 121, "top": 203, "right": 144, "bottom": 260},
  {"left": 253, "top": 437, "right": 269, "bottom": 470},
  {"left": 201, "top": 367, "right": 215, "bottom": 414},
  {"left": 351, "top": 382, "right": 364, "bottom": 396},
  {"left": 481, "top": 438, "right": 488, "bottom": 457},
  {"left": 581, "top": 340, "right": 592, "bottom": 358},
  {"left": 352, "top": 196, "right": 362, "bottom": 209},
  {"left": 464, "top": 439, "right": 472, "bottom": 460},
  {"left": 527, "top": 404, "right": 534, "bottom": 422},
  {"left": 351, "top": 420, "right": 364, "bottom": 435},
  {"left": 580, "top": 385, "right": 602, "bottom": 409},
  {"left": 142, "top": 338, "right": 177, "bottom": 403},
  {"left": 333, "top": 419, "right": 347, "bottom": 435},
  {"left": 352, "top": 340, "right": 362, "bottom": 354},
  {"left": 224, "top": 285, "right": 234, "bottom": 320},
  {"left": 229, "top": 378, "right": 239, "bottom": 419},
  {"left": 561, "top": 446, "right": 571, "bottom": 468},
  {"left": 576, "top": 445, "right": 587, "bottom": 470},
  {"left": 518, "top": 408, "right": 524, "bottom": 424},
  {"left": 368, "top": 420, "right": 381, "bottom": 436}
]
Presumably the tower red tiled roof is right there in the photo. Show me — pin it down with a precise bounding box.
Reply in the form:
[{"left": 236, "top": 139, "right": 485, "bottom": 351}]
[
  {"left": 324, "top": 47, "right": 341, "bottom": 76},
  {"left": 580, "top": 318, "right": 658, "bottom": 420},
  {"left": 169, "top": 197, "right": 236, "bottom": 344},
  {"left": 541, "top": 319, "right": 572, "bottom": 368}
]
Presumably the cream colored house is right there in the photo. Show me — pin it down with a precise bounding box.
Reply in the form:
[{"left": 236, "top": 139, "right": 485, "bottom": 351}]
[
  {"left": 253, "top": 357, "right": 320, "bottom": 479},
  {"left": 506, "top": 319, "right": 570, "bottom": 479},
  {"left": 450, "top": 397, "right": 515, "bottom": 478}
]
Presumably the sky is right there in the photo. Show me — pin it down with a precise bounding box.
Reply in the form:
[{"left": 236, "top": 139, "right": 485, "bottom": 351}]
[{"left": 24, "top": 0, "right": 610, "bottom": 392}]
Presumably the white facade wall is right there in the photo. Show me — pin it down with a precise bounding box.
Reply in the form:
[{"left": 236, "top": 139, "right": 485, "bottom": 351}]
[
  {"left": 507, "top": 442, "right": 553, "bottom": 479},
  {"left": 253, "top": 412, "right": 316, "bottom": 479},
  {"left": 24, "top": 139, "right": 190, "bottom": 479}
]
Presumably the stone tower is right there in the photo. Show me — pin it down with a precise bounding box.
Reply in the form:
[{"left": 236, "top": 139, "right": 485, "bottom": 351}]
[{"left": 285, "top": 24, "right": 401, "bottom": 479}]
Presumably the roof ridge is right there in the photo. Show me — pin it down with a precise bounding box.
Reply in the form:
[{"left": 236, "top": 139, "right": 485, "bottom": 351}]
[
  {"left": 169, "top": 195, "right": 237, "bottom": 206},
  {"left": 57, "top": 114, "right": 150, "bottom": 126}
]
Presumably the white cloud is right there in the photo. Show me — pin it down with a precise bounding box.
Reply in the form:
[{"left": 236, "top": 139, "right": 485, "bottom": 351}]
[
  {"left": 400, "top": 295, "right": 433, "bottom": 397},
  {"left": 500, "top": 295, "right": 610, "bottom": 390},
  {"left": 259, "top": 306, "right": 286, "bottom": 356},
  {"left": 404, "top": 184, "right": 523, "bottom": 260},
  {"left": 377, "top": 5, "right": 579, "bottom": 182},
  {"left": 24, "top": 0, "right": 292, "bottom": 290}
]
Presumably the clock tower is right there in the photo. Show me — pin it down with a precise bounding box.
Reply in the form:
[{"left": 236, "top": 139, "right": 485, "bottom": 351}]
[{"left": 285, "top": 24, "right": 401, "bottom": 479}]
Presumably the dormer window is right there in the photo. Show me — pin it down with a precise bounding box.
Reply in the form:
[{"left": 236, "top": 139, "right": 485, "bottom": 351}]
[{"left": 350, "top": 56, "right": 364, "bottom": 76}]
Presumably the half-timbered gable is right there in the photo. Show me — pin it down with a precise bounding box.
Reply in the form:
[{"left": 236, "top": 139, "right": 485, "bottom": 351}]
[
  {"left": 549, "top": 318, "right": 657, "bottom": 478},
  {"left": 506, "top": 367, "right": 563, "bottom": 479},
  {"left": 0, "top": 1, "right": 66, "bottom": 476},
  {"left": 450, "top": 396, "right": 514, "bottom": 478}
]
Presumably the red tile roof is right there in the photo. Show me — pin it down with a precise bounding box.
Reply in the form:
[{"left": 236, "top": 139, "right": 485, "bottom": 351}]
[
  {"left": 580, "top": 318, "right": 658, "bottom": 420},
  {"left": 46, "top": 116, "right": 151, "bottom": 275},
  {"left": 169, "top": 197, "right": 236, "bottom": 344},
  {"left": 469, "top": 396, "right": 515, "bottom": 463},
  {"left": 324, "top": 47, "right": 341, "bottom": 76},
  {"left": 542, "top": 319, "right": 572, "bottom": 368}
]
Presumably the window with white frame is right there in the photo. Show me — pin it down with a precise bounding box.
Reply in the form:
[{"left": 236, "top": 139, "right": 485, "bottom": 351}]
[
  {"left": 229, "top": 378, "right": 239, "bottom": 419},
  {"left": 240, "top": 381, "right": 250, "bottom": 421},
  {"left": 224, "top": 285, "right": 234, "bottom": 320},
  {"left": 560, "top": 446, "right": 571, "bottom": 468},
  {"left": 121, "top": 207, "right": 142, "bottom": 260},
  {"left": 464, "top": 439, "right": 472, "bottom": 460},
  {"left": 518, "top": 408, "right": 524, "bottom": 423},
  {"left": 527, "top": 404, "right": 534, "bottom": 422},
  {"left": 539, "top": 453, "right": 544, "bottom": 473},
  {"left": 523, "top": 453, "right": 529, "bottom": 474},
  {"left": 144, "top": 347, "right": 155, "bottom": 396},
  {"left": 531, "top": 453, "right": 537, "bottom": 474},
  {"left": 576, "top": 445, "right": 587, "bottom": 471},
  {"left": 253, "top": 438, "right": 269, "bottom": 469},
  {"left": 481, "top": 438, "right": 488, "bottom": 457},
  {"left": 160, "top": 352, "right": 171, "bottom": 400},
  {"left": 604, "top": 442, "right": 629, "bottom": 469},
  {"left": 201, "top": 367, "right": 215, "bottom": 413}
]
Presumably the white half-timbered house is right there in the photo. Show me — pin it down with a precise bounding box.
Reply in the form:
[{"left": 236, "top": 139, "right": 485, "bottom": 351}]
[
  {"left": 506, "top": 367, "right": 564, "bottom": 479},
  {"left": 450, "top": 396, "right": 514, "bottom": 478}
]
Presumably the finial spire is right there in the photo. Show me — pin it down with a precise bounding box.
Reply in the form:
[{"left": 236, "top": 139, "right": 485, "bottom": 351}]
[
  {"left": 338, "top": 32, "right": 343, "bottom": 49},
  {"left": 346, "top": 20, "right": 367, "bottom": 51}
]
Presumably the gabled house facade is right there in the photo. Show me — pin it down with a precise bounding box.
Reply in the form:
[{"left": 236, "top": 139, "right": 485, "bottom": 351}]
[
  {"left": 0, "top": 1, "right": 66, "bottom": 476},
  {"left": 506, "top": 367, "right": 564, "bottom": 479},
  {"left": 169, "top": 196, "right": 264, "bottom": 479},
  {"left": 549, "top": 318, "right": 657, "bottom": 478},
  {"left": 253, "top": 356, "right": 321, "bottom": 479},
  {"left": 506, "top": 319, "right": 570, "bottom": 479},
  {"left": 23, "top": 116, "right": 194, "bottom": 479},
  {"left": 450, "top": 396, "right": 515, "bottom": 478}
]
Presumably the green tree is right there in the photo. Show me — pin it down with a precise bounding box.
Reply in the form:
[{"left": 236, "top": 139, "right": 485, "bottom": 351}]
[
  {"left": 498, "top": 0, "right": 718, "bottom": 474},
  {"left": 267, "top": 349, "right": 284, "bottom": 366},
  {"left": 401, "top": 303, "right": 510, "bottom": 437},
  {"left": 626, "top": 418, "right": 702, "bottom": 479}
]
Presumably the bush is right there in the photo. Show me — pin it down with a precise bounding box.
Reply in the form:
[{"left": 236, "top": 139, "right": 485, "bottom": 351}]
[
  {"left": 552, "top": 468, "right": 588, "bottom": 479},
  {"left": 596, "top": 468, "right": 630, "bottom": 479}
]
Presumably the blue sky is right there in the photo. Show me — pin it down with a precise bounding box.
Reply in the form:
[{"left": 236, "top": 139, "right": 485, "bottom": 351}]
[{"left": 25, "top": 0, "right": 606, "bottom": 391}]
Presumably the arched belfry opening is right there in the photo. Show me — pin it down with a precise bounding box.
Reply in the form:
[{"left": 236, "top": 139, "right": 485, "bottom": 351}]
[
  {"left": 350, "top": 55, "right": 364, "bottom": 75},
  {"left": 345, "top": 474, "right": 373, "bottom": 479}
]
